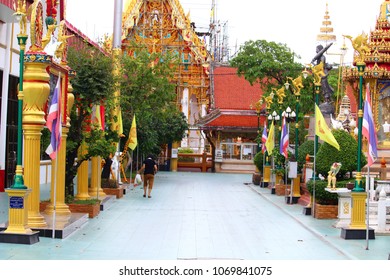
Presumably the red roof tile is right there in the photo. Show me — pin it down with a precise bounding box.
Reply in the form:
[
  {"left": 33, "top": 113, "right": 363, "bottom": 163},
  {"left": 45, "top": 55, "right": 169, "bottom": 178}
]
[{"left": 214, "top": 66, "right": 264, "bottom": 110}]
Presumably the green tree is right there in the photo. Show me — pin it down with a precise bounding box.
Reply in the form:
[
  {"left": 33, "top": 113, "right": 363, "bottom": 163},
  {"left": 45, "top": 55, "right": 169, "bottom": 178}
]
[
  {"left": 65, "top": 46, "right": 118, "bottom": 197},
  {"left": 120, "top": 44, "right": 188, "bottom": 157},
  {"left": 230, "top": 39, "right": 316, "bottom": 145}
]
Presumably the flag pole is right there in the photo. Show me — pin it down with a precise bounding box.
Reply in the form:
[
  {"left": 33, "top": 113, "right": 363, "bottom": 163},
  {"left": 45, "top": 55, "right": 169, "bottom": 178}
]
[
  {"left": 366, "top": 168, "right": 370, "bottom": 250},
  {"left": 312, "top": 105, "right": 318, "bottom": 216},
  {"left": 51, "top": 74, "right": 62, "bottom": 239},
  {"left": 130, "top": 150, "right": 134, "bottom": 187},
  {"left": 52, "top": 144, "right": 59, "bottom": 239}
]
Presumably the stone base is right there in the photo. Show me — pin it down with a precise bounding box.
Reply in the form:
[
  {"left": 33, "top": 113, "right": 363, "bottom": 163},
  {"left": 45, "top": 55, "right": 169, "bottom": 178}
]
[
  {"left": 303, "top": 206, "right": 312, "bottom": 215},
  {"left": 103, "top": 187, "right": 124, "bottom": 199},
  {"left": 285, "top": 196, "right": 300, "bottom": 204},
  {"left": 0, "top": 231, "right": 40, "bottom": 244},
  {"left": 341, "top": 228, "right": 375, "bottom": 240},
  {"left": 32, "top": 213, "right": 89, "bottom": 239}
]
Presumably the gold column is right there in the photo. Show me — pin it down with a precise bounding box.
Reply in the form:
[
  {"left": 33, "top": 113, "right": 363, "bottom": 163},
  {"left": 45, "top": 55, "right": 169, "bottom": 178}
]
[
  {"left": 349, "top": 192, "right": 367, "bottom": 229},
  {"left": 23, "top": 54, "right": 51, "bottom": 228},
  {"left": 292, "top": 175, "right": 301, "bottom": 199},
  {"left": 89, "top": 156, "right": 106, "bottom": 198},
  {"left": 44, "top": 127, "right": 71, "bottom": 215},
  {"left": 75, "top": 142, "right": 90, "bottom": 200},
  {"left": 263, "top": 165, "right": 271, "bottom": 184},
  {"left": 170, "top": 142, "right": 179, "bottom": 172}
]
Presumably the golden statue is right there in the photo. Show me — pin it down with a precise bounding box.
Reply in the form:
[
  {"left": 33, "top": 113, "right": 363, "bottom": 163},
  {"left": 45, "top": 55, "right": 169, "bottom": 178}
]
[
  {"left": 15, "top": 0, "right": 28, "bottom": 35},
  {"left": 274, "top": 87, "right": 286, "bottom": 104},
  {"left": 263, "top": 92, "right": 274, "bottom": 109},
  {"left": 344, "top": 33, "right": 370, "bottom": 64},
  {"left": 327, "top": 162, "right": 342, "bottom": 190},
  {"left": 42, "top": 24, "right": 57, "bottom": 49},
  {"left": 55, "top": 21, "right": 74, "bottom": 62},
  {"left": 311, "top": 61, "right": 325, "bottom": 85}
]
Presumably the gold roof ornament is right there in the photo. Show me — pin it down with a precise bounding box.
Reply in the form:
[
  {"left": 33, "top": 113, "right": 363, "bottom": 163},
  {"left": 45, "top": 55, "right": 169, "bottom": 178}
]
[
  {"left": 344, "top": 33, "right": 370, "bottom": 65},
  {"left": 317, "top": 3, "right": 336, "bottom": 44}
]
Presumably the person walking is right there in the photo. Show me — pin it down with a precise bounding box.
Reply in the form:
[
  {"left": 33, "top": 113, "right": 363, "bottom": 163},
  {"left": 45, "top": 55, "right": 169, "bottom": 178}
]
[{"left": 137, "top": 154, "right": 158, "bottom": 198}]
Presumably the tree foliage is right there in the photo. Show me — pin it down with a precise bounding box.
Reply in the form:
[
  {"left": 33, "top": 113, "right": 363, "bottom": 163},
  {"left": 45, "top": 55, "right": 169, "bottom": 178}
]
[
  {"left": 316, "top": 129, "right": 367, "bottom": 178},
  {"left": 120, "top": 44, "right": 188, "bottom": 157},
  {"left": 66, "top": 46, "right": 118, "bottom": 196}
]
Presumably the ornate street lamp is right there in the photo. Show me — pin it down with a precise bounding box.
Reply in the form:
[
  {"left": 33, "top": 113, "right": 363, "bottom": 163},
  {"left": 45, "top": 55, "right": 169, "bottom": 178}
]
[
  {"left": 11, "top": 1, "right": 28, "bottom": 190},
  {"left": 250, "top": 99, "right": 263, "bottom": 153},
  {"left": 285, "top": 76, "right": 304, "bottom": 159}
]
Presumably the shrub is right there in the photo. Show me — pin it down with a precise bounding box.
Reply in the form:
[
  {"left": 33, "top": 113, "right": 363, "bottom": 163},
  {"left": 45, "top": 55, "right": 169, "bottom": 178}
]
[
  {"left": 178, "top": 147, "right": 195, "bottom": 162},
  {"left": 253, "top": 152, "right": 264, "bottom": 173},
  {"left": 316, "top": 129, "right": 367, "bottom": 179},
  {"left": 101, "top": 178, "right": 118, "bottom": 188},
  {"left": 306, "top": 180, "right": 338, "bottom": 205}
]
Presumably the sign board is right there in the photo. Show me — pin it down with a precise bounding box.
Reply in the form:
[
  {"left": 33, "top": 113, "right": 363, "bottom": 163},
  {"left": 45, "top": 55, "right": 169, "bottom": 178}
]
[
  {"left": 288, "top": 161, "right": 297, "bottom": 178},
  {"left": 171, "top": 148, "right": 178, "bottom": 159},
  {"left": 215, "top": 149, "right": 223, "bottom": 162},
  {"left": 9, "top": 196, "right": 24, "bottom": 209},
  {"left": 243, "top": 148, "right": 252, "bottom": 155}
]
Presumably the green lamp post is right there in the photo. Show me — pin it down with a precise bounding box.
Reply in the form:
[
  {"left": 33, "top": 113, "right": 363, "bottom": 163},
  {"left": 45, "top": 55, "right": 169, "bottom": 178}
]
[
  {"left": 11, "top": 2, "right": 28, "bottom": 190},
  {"left": 250, "top": 99, "right": 262, "bottom": 153},
  {"left": 353, "top": 62, "right": 366, "bottom": 192}
]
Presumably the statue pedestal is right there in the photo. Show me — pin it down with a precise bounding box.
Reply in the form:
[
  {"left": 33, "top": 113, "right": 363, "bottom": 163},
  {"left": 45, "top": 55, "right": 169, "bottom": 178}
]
[{"left": 325, "top": 188, "right": 351, "bottom": 228}]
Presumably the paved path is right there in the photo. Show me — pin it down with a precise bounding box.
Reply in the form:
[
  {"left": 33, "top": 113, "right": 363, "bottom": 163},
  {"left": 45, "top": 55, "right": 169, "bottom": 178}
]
[{"left": 0, "top": 172, "right": 389, "bottom": 260}]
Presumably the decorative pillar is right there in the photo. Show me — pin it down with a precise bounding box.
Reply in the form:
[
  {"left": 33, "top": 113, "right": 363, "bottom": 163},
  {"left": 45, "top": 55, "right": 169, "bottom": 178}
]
[
  {"left": 23, "top": 53, "right": 52, "bottom": 228},
  {"left": 170, "top": 142, "right": 179, "bottom": 172},
  {"left": 75, "top": 142, "right": 90, "bottom": 200},
  {"left": 380, "top": 157, "right": 387, "bottom": 180},
  {"left": 45, "top": 73, "right": 73, "bottom": 215},
  {"left": 291, "top": 174, "right": 301, "bottom": 203},
  {"left": 181, "top": 88, "right": 189, "bottom": 148},
  {"left": 89, "top": 156, "right": 106, "bottom": 198}
]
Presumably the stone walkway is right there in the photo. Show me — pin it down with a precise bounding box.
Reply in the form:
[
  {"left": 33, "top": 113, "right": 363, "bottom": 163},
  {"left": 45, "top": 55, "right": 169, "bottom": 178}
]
[{"left": 0, "top": 172, "right": 389, "bottom": 260}]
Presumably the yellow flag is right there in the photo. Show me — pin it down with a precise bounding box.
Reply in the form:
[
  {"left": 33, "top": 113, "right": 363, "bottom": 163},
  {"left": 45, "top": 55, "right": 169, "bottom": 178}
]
[
  {"left": 128, "top": 115, "right": 137, "bottom": 150},
  {"left": 315, "top": 104, "right": 340, "bottom": 150},
  {"left": 265, "top": 122, "right": 275, "bottom": 153}
]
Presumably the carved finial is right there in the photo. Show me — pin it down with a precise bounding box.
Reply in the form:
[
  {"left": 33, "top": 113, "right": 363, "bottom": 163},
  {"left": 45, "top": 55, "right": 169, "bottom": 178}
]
[{"left": 344, "top": 33, "right": 370, "bottom": 64}]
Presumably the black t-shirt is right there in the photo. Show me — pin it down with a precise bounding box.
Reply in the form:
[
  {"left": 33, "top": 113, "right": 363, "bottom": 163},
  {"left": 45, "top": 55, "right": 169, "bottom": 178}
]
[{"left": 143, "top": 157, "right": 156, "bottom": 175}]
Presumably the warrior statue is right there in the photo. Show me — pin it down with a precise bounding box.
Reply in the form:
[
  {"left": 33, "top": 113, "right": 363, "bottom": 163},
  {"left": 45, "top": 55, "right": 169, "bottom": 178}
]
[{"left": 311, "top": 43, "right": 335, "bottom": 116}]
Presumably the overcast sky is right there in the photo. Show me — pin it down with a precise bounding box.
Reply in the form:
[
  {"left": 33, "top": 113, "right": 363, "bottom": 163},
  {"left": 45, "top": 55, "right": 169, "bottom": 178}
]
[{"left": 66, "top": 0, "right": 384, "bottom": 65}]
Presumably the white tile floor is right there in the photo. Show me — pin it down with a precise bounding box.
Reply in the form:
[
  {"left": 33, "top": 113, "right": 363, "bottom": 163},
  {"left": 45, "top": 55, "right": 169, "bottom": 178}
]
[{"left": 0, "top": 172, "right": 389, "bottom": 260}]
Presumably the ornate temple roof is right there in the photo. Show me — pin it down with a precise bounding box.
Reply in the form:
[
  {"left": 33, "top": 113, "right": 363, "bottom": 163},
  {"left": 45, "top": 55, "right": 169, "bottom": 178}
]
[
  {"left": 344, "top": 0, "right": 390, "bottom": 80},
  {"left": 122, "top": 0, "right": 209, "bottom": 66}
]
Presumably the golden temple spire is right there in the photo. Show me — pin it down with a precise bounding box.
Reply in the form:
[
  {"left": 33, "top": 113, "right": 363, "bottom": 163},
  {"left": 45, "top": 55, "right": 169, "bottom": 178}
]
[{"left": 317, "top": 3, "right": 336, "bottom": 44}]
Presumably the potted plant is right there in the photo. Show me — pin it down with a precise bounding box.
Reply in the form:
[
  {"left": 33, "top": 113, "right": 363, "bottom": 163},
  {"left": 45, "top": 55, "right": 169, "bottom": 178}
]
[
  {"left": 306, "top": 179, "right": 338, "bottom": 219},
  {"left": 101, "top": 178, "right": 124, "bottom": 199},
  {"left": 66, "top": 198, "right": 101, "bottom": 218},
  {"left": 252, "top": 151, "right": 264, "bottom": 185}
]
